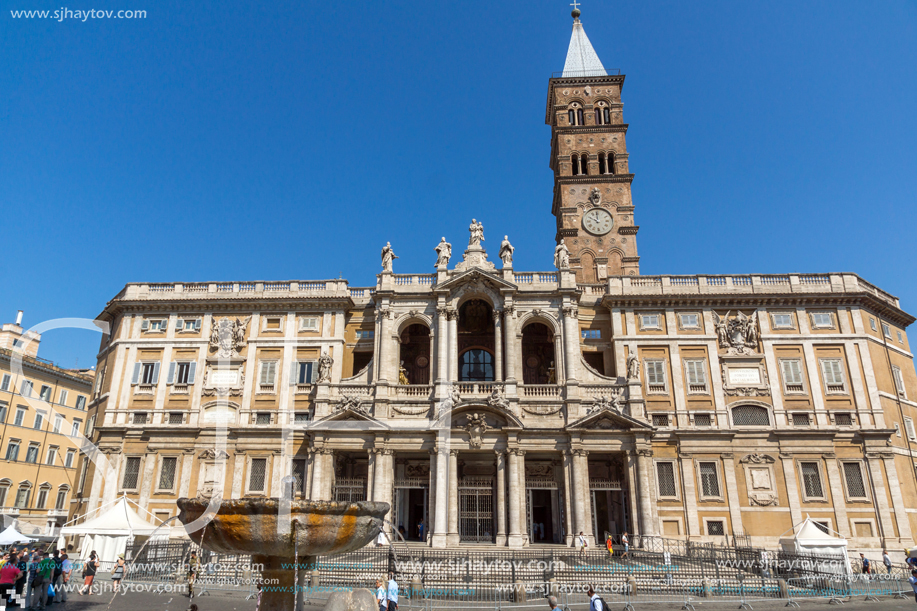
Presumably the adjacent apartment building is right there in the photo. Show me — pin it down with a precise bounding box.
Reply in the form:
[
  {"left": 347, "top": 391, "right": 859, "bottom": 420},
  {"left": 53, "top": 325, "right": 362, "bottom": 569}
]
[{"left": 0, "top": 312, "right": 95, "bottom": 535}]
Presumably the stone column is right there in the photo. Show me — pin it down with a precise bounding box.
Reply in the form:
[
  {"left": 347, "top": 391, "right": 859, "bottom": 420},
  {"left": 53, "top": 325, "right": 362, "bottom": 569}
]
[
  {"left": 571, "top": 449, "right": 588, "bottom": 542},
  {"left": 721, "top": 453, "right": 744, "bottom": 538},
  {"left": 562, "top": 305, "right": 579, "bottom": 382},
  {"left": 447, "top": 449, "right": 460, "bottom": 545},
  {"left": 504, "top": 305, "right": 517, "bottom": 382},
  {"left": 427, "top": 450, "right": 437, "bottom": 544},
  {"left": 493, "top": 311, "right": 504, "bottom": 382},
  {"left": 495, "top": 450, "right": 507, "bottom": 546},
  {"left": 324, "top": 450, "right": 336, "bottom": 501},
  {"left": 377, "top": 307, "right": 392, "bottom": 383},
  {"left": 432, "top": 447, "right": 449, "bottom": 548},
  {"left": 373, "top": 449, "right": 385, "bottom": 503},
  {"left": 636, "top": 449, "right": 657, "bottom": 536},
  {"left": 448, "top": 310, "right": 459, "bottom": 382},
  {"left": 507, "top": 449, "right": 525, "bottom": 546},
  {"left": 562, "top": 450, "right": 574, "bottom": 545},
  {"left": 553, "top": 333, "right": 565, "bottom": 384},
  {"left": 380, "top": 450, "right": 394, "bottom": 534},
  {"left": 579, "top": 450, "right": 593, "bottom": 544},
  {"left": 436, "top": 307, "right": 448, "bottom": 384},
  {"left": 310, "top": 449, "right": 325, "bottom": 501}
]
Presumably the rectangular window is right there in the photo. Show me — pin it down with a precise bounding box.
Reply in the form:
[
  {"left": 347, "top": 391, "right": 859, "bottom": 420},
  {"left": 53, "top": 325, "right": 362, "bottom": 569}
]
[
  {"left": 159, "top": 457, "right": 177, "bottom": 490},
  {"left": 65, "top": 449, "right": 75, "bottom": 468},
  {"left": 299, "top": 316, "right": 318, "bottom": 331},
  {"left": 645, "top": 360, "right": 668, "bottom": 393},
  {"left": 14, "top": 407, "right": 25, "bottom": 427},
  {"left": 694, "top": 413, "right": 712, "bottom": 427},
  {"left": 122, "top": 456, "right": 142, "bottom": 490},
  {"left": 71, "top": 418, "right": 83, "bottom": 437},
  {"left": 0, "top": 486, "right": 6, "bottom": 506},
  {"left": 132, "top": 412, "right": 148, "bottom": 425},
  {"left": 842, "top": 462, "right": 867, "bottom": 499},
  {"left": 706, "top": 520, "right": 725, "bottom": 536},
  {"left": 141, "top": 362, "right": 158, "bottom": 385},
  {"left": 292, "top": 459, "right": 307, "bottom": 494},
  {"left": 869, "top": 318, "right": 877, "bottom": 331},
  {"left": 36, "top": 488, "right": 48, "bottom": 509},
  {"left": 0, "top": 402, "right": 6, "bottom": 423},
  {"left": 684, "top": 359, "right": 708, "bottom": 393},
  {"left": 249, "top": 458, "right": 267, "bottom": 492},
  {"left": 20, "top": 380, "right": 32, "bottom": 397},
  {"left": 834, "top": 412, "right": 853, "bottom": 427},
  {"left": 33, "top": 410, "right": 45, "bottom": 430},
  {"left": 46, "top": 446, "right": 58, "bottom": 465},
  {"left": 39, "top": 385, "right": 52, "bottom": 402},
  {"left": 355, "top": 330, "right": 374, "bottom": 340},
  {"left": 581, "top": 329, "right": 601, "bottom": 339},
  {"left": 263, "top": 316, "right": 283, "bottom": 331},
  {"left": 255, "top": 412, "right": 271, "bottom": 425},
  {"left": 904, "top": 417, "right": 917, "bottom": 442},
  {"left": 25, "top": 444, "right": 39, "bottom": 463},
  {"left": 259, "top": 361, "right": 277, "bottom": 387},
  {"left": 820, "top": 359, "right": 846, "bottom": 394},
  {"left": 53, "top": 415, "right": 63, "bottom": 434},
  {"left": 652, "top": 414, "right": 670, "bottom": 427},
  {"left": 893, "top": 366, "right": 907, "bottom": 399},
  {"left": 0, "top": 374, "right": 10, "bottom": 391},
  {"left": 791, "top": 413, "right": 811, "bottom": 427},
  {"left": 168, "top": 412, "right": 183, "bottom": 425},
  {"left": 699, "top": 462, "right": 720, "bottom": 497},
  {"left": 5, "top": 440, "right": 20, "bottom": 461},
  {"left": 14, "top": 487, "right": 30, "bottom": 508},
  {"left": 656, "top": 462, "right": 677, "bottom": 498},
  {"left": 75, "top": 395, "right": 87, "bottom": 410},
  {"left": 800, "top": 462, "right": 824, "bottom": 498},
  {"left": 294, "top": 361, "right": 315, "bottom": 385},
  {"left": 293, "top": 412, "right": 311, "bottom": 424},
  {"left": 771, "top": 313, "right": 795, "bottom": 329},
  {"left": 55, "top": 490, "right": 67, "bottom": 510},
  {"left": 898, "top": 331, "right": 904, "bottom": 344},
  {"left": 639, "top": 314, "right": 661, "bottom": 330},
  {"left": 179, "top": 318, "right": 201, "bottom": 332},
  {"left": 810, "top": 312, "right": 834, "bottom": 328},
  {"left": 679, "top": 313, "right": 700, "bottom": 329},
  {"left": 142, "top": 318, "right": 165, "bottom": 332},
  {"left": 58, "top": 389, "right": 69, "bottom": 405},
  {"left": 882, "top": 323, "right": 892, "bottom": 338}
]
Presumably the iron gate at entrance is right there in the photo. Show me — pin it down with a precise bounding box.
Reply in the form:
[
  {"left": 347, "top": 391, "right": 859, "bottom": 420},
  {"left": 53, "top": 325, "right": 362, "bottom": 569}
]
[
  {"left": 458, "top": 477, "right": 493, "bottom": 543},
  {"left": 334, "top": 477, "right": 366, "bottom": 503}
]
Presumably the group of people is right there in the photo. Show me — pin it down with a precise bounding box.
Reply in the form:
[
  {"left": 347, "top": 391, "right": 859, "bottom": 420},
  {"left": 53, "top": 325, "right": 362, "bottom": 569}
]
[
  {"left": 575, "top": 531, "right": 630, "bottom": 561},
  {"left": 373, "top": 573, "right": 399, "bottom": 611},
  {"left": 0, "top": 547, "right": 77, "bottom": 609}
]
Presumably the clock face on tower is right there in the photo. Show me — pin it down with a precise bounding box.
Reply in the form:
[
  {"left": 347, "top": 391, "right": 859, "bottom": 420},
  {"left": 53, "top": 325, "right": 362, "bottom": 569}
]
[{"left": 582, "top": 208, "right": 613, "bottom": 236}]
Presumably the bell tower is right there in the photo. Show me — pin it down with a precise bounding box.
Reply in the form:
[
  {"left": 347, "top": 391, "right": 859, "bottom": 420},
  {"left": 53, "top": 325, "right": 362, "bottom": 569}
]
[{"left": 546, "top": 5, "right": 640, "bottom": 282}]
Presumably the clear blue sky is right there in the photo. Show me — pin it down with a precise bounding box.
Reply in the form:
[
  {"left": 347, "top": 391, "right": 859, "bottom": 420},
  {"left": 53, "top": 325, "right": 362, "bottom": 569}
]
[{"left": 2, "top": 0, "right": 915, "bottom": 368}]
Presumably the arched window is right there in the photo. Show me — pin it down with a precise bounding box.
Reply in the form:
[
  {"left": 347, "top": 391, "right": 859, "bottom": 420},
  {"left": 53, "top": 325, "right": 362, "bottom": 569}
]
[
  {"left": 598, "top": 152, "right": 607, "bottom": 175},
  {"left": 571, "top": 154, "right": 581, "bottom": 176},
  {"left": 568, "top": 109, "right": 576, "bottom": 126},
  {"left": 581, "top": 154, "right": 589, "bottom": 175},
  {"left": 604, "top": 108, "right": 611, "bottom": 124},
  {"left": 731, "top": 404, "right": 770, "bottom": 426},
  {"left": 568, "top": 103, "right": 584, "bottom": 126},
  {"left": 460, "top": 349, "right": 494, "bottom": 382},
  {"left": 606, "top": 151, "right": 616, "bottom": 175},
  {"left": 594, "top": 101, "right": 611, "bottom": 125}
]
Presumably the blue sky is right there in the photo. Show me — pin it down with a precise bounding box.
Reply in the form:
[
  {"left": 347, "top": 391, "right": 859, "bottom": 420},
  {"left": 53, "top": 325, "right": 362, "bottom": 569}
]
[{"left": 1, "top": 0, "right": 915, "bottom": 368}]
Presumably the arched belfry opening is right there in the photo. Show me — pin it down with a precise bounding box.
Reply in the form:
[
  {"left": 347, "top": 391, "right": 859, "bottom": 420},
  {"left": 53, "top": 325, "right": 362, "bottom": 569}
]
[
  {"left": 521, "top": 322, "right": 556, "bottom": 384},
  {"left": 458, "top": 299, "right": 495, "bottom": 382},
  {"left": 399, "top": 323, "right": 431, "bottom": 384}
]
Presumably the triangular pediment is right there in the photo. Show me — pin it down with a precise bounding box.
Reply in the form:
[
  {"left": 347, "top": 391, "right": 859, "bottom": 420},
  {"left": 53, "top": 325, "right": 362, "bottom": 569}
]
[
  {"left": 434, "top": 268, "right": 516, "bottom": 293},
  {"left": 311, "top": 407, "right": 389, "bottom": 430},
  {"left": 566, "top": 407, "right": 653, "bottom": 431}
]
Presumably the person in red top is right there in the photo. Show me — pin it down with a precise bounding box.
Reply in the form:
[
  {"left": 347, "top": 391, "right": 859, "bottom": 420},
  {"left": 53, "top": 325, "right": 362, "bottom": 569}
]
[{"left": 1, "top": 555, "right": 22, "bottom": 606}]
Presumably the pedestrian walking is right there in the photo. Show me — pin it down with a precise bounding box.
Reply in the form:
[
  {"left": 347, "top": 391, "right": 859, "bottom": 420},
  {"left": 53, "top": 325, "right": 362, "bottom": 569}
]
[
  {"left": 112, "top": 554, "right": 126, "bottom": 593},
  {"left": 375, "top": 577, "right": 387, "bottom": 611},
  {"left": 621, "top": 531, "right": 629, "bottom": 560},
  {"left": 883, "top": 549, "right": 892, "bottom": 574},
  {"left": 386, "top": 572, "right": 399, "bottom": 611}
]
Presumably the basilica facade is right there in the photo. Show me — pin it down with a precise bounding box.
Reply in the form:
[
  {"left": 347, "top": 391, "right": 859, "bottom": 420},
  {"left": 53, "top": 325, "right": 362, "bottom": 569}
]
[{"left": 73, "top": 10, "right": 917, "bottom": 552}]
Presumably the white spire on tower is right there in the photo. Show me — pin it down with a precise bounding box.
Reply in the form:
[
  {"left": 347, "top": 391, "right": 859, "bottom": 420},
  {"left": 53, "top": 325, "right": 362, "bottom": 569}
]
[{"left": 562, "top": 4, "right": 607, "bottom": 78}]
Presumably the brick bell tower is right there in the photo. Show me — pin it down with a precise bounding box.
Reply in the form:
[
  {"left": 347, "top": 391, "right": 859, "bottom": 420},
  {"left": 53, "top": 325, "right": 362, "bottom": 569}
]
[{"left": 546, "top": 5, "right": 640, "bottom": 282}]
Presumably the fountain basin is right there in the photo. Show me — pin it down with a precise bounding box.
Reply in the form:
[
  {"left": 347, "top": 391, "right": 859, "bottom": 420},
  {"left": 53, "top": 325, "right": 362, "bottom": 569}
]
[{"left": 176, "top": 498, "right": 389, "bottom": 557}]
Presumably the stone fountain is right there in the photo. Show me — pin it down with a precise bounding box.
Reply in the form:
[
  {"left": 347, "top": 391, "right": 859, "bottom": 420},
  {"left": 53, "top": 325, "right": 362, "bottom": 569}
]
[{"left": 177, "top": 498, "right": 389, "bottom": 611}]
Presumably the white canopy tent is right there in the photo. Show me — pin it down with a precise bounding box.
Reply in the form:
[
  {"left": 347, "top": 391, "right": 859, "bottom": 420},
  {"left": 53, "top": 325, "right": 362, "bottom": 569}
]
[
  {"left": 779, "top": 516, "right": 850, "bottom": 575},
  {"left": 59, "top": 496, "right": 165, "bottom": 564},
  {"left": 0, "top": 525, "right": 37, "bottom": 546}
]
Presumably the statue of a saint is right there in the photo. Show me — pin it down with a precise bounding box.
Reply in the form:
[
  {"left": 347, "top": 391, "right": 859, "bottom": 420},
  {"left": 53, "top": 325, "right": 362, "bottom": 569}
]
[
  {"left": 626, "top": 349, "right": 640, "bottom": 381},
  {"left": 499, "top": 235, "right": 514, "bottom": 267},
  {"left": 434, "top": 237, "right": 452, "bottom": 267},
  {"left": 468, "top": 219, "right": 484, "bottom": 247},
  {"left": 398, "top": 360, "right": 410, "bottom": 385},
  {"left": 317, "top": 352, "right": 333, "bottom": 383},
  {"left": 381, "top": 242, "right": 398, "bottom": 273},
  {"left": 554, "top": 239, "right": 570, "bottom": 270}
]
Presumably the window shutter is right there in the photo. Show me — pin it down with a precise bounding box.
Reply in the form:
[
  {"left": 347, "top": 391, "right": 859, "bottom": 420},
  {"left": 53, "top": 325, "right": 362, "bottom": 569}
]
[
  {"left": 141, "top": 319, "right": 149, "bottom": 331},
  {"left": 194, "top": 318, "right": 202, "bottom": 331},
  {"left": 187, "top": 362, "right": 196, "bottom": 384},
  {"left": 131, "top": 363, "right": 142, "bottom": 385},
  {"left": 905, "top": 418, "right": 916, "bottom": 442},
  {"left": 152, "top": 362, "right": 161, "bottom": 384},
  {"left": 290, "top": 361, "right": 299, "bottom": 386},
  {"left": 167, "top": 362, "right": 176, "bottom": 384},
  {"left": 308, "top": 361, "right": 316, "bottom": 383},
  {"left": 175, "top": 318, "right": 183, "bottom": 331}
]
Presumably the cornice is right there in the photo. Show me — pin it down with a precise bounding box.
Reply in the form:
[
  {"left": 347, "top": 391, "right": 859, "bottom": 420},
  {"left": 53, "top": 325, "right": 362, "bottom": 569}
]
[
  {"left": 553, "top": 124, "right": 629, "bottom": 135},
  {"left": 546, "top": 74, "right": 627, "bottom": 124},
  {"left": 105, "top": 296, "right": 355, "bottom": 318}
]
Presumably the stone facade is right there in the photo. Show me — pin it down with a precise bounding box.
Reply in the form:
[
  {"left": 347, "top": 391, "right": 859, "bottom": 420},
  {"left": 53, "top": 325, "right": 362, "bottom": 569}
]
[{"left": 72, "top": 12, "right": 917, "bottom": 553}]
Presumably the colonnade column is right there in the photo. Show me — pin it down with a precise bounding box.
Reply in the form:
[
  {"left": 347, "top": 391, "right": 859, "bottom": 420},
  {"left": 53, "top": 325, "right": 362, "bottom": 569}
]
[
  {"left": 636, "top": 449, "right": 657, "bottom": 536},
  {"left": 493, "top": 310, "right": 504, "bottom": 382},
  {"left": 570, "top": 449, "right": 587, "bottom": 543},
  {"left": 495, "top": 450, "right": 507, "bottom": 546},
  {"left": 378, "top": 449, "right": 394, "bottom": 534},
  {"left": 504, "top": 305, "right": 517, "bottom": 383},
  {"left": 448, "top": 310, "right": 459, "bottom": 383},
  {"left": 447, "top": 449, "right": 460, "bottom": 545},
  {"left": 310, "top": 448, "right": 325, "bottom": 501},
  {"left": 562, "top": 305, "right": 579, "bottom": 382},
  {"left": 507, "top": 449, "right": 523, "bottom": 546},
  {"left": 578, "top": 450, "right": 593, "bottom": 544},
  {"left": 436, "top": 307, "right": 448, "bottom": 384},
  {"left": 431, "top": 447, "right": 449, "bottom": 548}
]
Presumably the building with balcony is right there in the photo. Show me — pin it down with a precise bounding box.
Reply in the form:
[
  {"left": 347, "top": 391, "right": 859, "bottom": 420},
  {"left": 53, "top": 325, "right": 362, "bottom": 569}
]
[{"left": 75, "top": 9, "right": 917, "bottom": 552}]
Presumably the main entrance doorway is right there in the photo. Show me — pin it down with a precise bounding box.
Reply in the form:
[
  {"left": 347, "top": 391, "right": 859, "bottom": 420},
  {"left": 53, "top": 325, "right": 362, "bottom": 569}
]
[
  {"left": 526, "top": 478, "right": 564, "bottom": 544},
  {"left": 393, "top": 478, "right": 428, "bottom": 542},
  {"left": 591, "top": 483, "right": 629, "bottom": 540},
  {"left": 458, "top": 478, "right": 494, "bottom": 543}
]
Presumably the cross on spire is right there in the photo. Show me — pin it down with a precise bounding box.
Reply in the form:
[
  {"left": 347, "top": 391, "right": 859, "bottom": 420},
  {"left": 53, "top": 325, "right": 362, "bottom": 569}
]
[
  {"left": 570, "top": 1, "right": 582, "bottom": 20},
  {"left": 570, "top": 0, "right": 581, "bottom": 10}
]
